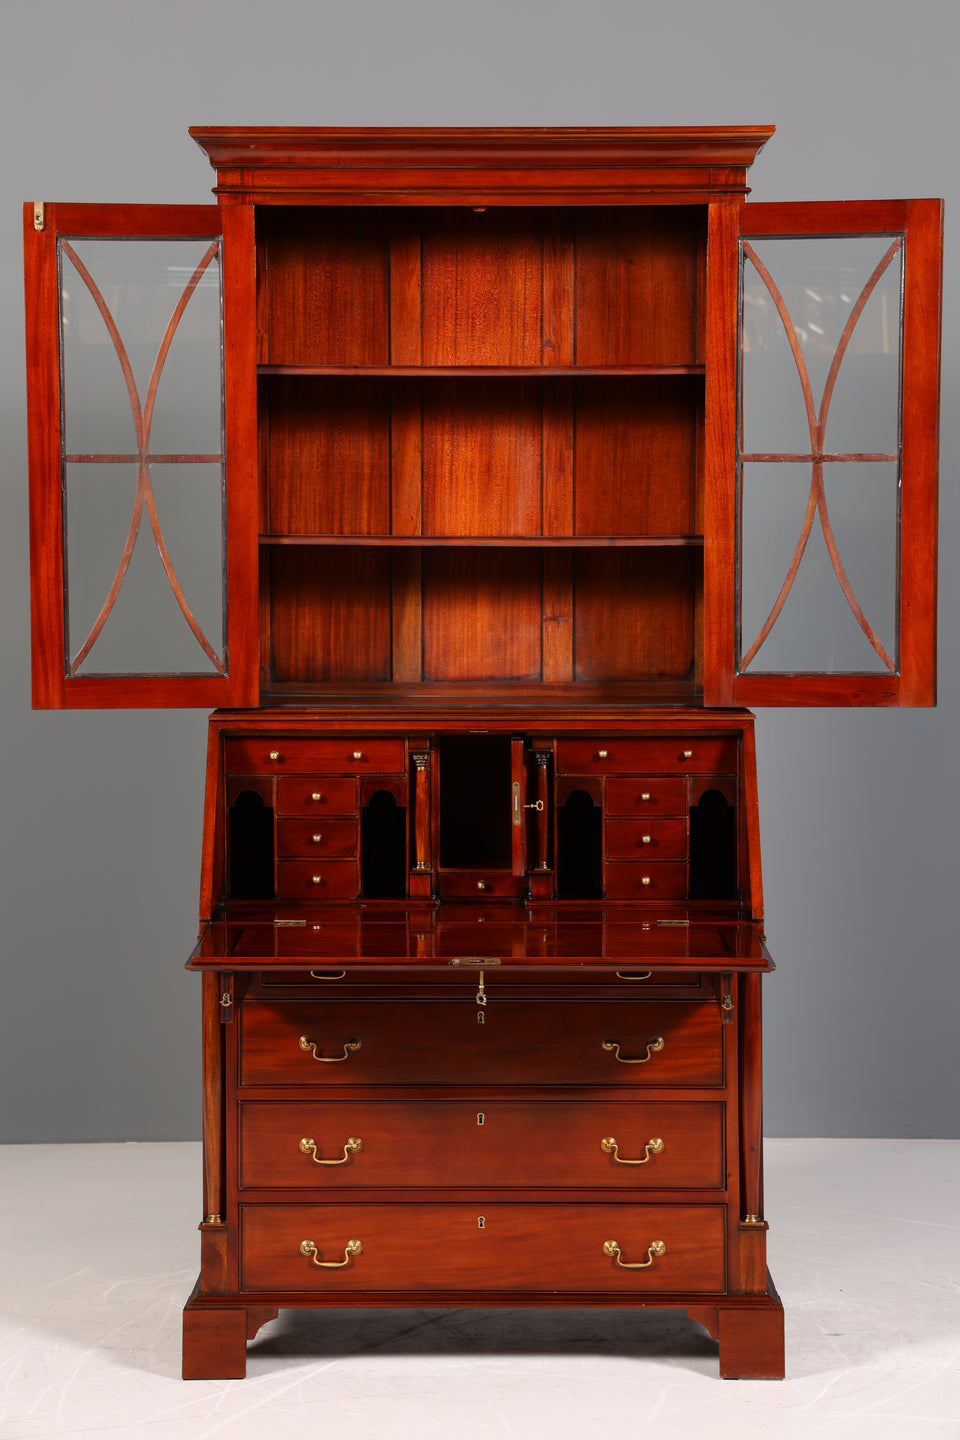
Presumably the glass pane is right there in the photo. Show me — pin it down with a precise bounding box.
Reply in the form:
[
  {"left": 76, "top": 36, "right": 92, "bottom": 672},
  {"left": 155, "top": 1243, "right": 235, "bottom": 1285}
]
[
  {"left": 741, "top": 236, "right": 902, "bottom": 456},
  {"left": 59, "top": 237, "right": 225, "bottom": 676},
  {"left": 65, "top": 463, "right": 223, "bottom": 674},
  {"left": 740, "top": 461, "right": 897, "bottom": 674}
]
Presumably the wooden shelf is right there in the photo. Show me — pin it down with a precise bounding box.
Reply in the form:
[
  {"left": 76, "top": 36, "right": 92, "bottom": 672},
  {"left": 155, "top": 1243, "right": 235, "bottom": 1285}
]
[
  {"left": 258, "top": 364, "right": 705, "bottom": 377},
  {"left": 258, "top": 534, "right": 705, "bottom": 548}
]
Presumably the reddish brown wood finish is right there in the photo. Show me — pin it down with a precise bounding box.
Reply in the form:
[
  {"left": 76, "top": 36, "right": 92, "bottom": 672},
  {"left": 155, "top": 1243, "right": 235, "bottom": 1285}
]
[
  {"left": 239, "top": 997, "right": 724, "bottom": 1087},
  {"left": 239, "top": 1203, "right": 726, "bottom": 1293},
  {"left": 238, "top": 1098, "right": 725, "bottom": 1189}
]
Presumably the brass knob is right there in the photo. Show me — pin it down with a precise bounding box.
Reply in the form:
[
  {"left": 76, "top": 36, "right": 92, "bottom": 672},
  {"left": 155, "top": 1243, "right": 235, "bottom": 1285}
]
[
  {"left": 640, "top": 792, "right": 651, "bottom": 801},
  {"left": 682, "top": 749, "right": 693, "bottom": 759},
  {"left": 312, "top": 875, "right": 323, "bottom": 885},
  {"left": 352, "top": 750, "right": 363, "bottom": 760},
  {"left": 312, "top": 833, "right": 323, "bottom": 843},
  {"left": 311, "top": 792, "right": 323, "bottom": 802},
  {"left": 641, "top": 835, "right": 652, "bottom": 845},
  {"left": 641, "top": 876, "right": 651, "bottom": 886},
  {"left": 597, "top": 749, "right": 609, "bottom": 759},
  {"left": 269, "top": 750, "right": 280, "bottom": 761},
  {"left": 476, "top": 881, "right": 487, "bottom": 891}
]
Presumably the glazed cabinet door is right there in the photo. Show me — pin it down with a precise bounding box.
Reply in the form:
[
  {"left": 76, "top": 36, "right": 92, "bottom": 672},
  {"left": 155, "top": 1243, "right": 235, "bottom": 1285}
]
[
  {"left": 24, "top": 202, "right": 258, "bottom": 707},
  {"left": 704, "top": 199, "right": 942, "bottom": 706}
]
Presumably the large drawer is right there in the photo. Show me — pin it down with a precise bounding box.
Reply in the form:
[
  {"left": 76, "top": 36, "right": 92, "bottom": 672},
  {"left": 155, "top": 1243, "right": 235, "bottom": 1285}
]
[
  {"left": 238, "top": 1098, "right": 724, "bottom": 1189},
  {"left": 558, "top": 738, "right": 738, "bottom": 775},
  {"left": 224, "top": 738, "right": 405, "bottom": 774},
  {"left": 240, "top": 1202, "right": 726, "bottom": 1293},
  {"left": 239, "top": 998, "right": 724, "bottom": 1086}
]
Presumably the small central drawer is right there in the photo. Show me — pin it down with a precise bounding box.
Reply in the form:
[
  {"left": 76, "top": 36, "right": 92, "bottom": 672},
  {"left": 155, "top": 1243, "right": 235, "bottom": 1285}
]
[
  {"left": 277, "top": 860, "right": 359, "bottom": 900},
  {"left": 605, "top": 862, "right": 687, "bottom": 900},
  {"left": 239, "top": 1202, "right": 726, "bottom": 1294},
  {"left": 277, "top": 777, "right": 357, "bottom": 816},
  {"left": 277, "top": 819, "right": 357, "bottom": 858},
  {"left": 605, "top": 777, "right": 686, "bottom": 816},
  {"left": 225, "top": 738, "right": 405, "bottom": 774},
  {"left": 605, "top": 818, "right": 686, "bottom": 859},
  {"left": 238, "top": 1098, "right": 725, "bottom": 1190},
  {"left": 240, "top": 998, "right": 724, "bottom": 1087}
]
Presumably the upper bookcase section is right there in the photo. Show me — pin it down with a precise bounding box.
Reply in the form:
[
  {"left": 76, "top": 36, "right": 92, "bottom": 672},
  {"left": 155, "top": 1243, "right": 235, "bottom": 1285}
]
[{"left": 189, "top": 127, "right": 776, "bottom": 206}]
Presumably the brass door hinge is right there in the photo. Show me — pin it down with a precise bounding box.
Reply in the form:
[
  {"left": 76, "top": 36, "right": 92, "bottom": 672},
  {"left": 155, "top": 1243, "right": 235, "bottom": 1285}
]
[{"left": 33, "top": 201, "right": 45, "bottom": 231}]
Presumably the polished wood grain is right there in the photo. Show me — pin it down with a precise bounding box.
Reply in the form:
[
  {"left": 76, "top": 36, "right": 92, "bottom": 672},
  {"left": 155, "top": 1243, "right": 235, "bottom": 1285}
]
[
  {"left": 238, "top": 1097, "right": 725, "bottom": 1189},
  {"left": 239, "top": 998, "right": 724, "bottom": 1086},
  {"left": 267, "top": 548, "right": 393, "bottom": 685},
  {"left": 421, "top": 379, "right": 543, "bottom": 536},
  {"left": 259, "top": 208, "right": 389, "bottom": 365},
  {"left": 559, "top": 736, "right": 738, "bottom": 774},
  {"left": 421, "top": 210, "right": 543, "bottom": 366},
  {"left": 573, "top": 550, "right": 696, "bottom": 683},
  {"left": 574, "top": 208, "right": 703, "bottom": 365},
  {"left": 572, "top": 377, "right": 699, "bottom": 535},
  {"left": 604, "top": 862, "right": 688, "bottom": 901},
  {"left": 276, "top": 860, "right": 359, "bottom": 900},
  {"left": 421, "top": 549, "right": 543, "bottom": 681},
  {"left": 275, "top": 778, "right": 357, "bottom": 816},
  {"left": 225, "top": 737, "right": 404, "bottom": 774},
  {"left": 239, "top": 1202, "right": 726, "bottom": 1293},
  {"left": 264, "top": 378, "right": 391, "bottom": 534}
]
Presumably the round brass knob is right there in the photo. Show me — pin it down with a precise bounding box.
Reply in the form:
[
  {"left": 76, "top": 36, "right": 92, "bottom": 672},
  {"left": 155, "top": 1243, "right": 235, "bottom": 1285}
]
[
  {"left": 269, "top": 751, "right": 280, "bottom": 761},
  {"left": 476, "top": 881, "right": 487, "bottom": 891},
  {"left": 597, "top": 749, "right": 609, "bottom": 759},
  {"left": 312, "top": 875, "right": 323, "bottom": 885},
  {"left": 640, "top": 792, "right": 651, "bottom": 801},
  {"left": 352, "top": 750, "right": 363, "bottom": 760},
  {"left": 311, "top": 792, "right": 323, "bottom": 802},
  {"left": 312, "top": 834, "right": 323, "bottom": 843},
  {"left": 641, "top": 835, "right": 652, "bottom": 845},
  {"left": 682, "top": 749, "right": 693, "bottom": 759},
  {"left": 641, "top": 876, "right": 651, "bottom": 886}
]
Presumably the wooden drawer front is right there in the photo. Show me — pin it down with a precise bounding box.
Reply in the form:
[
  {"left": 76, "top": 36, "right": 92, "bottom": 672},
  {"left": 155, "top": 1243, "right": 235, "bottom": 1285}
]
[
  {"left": 276, "top": 861, "right": 359, "bottom": 900},
  {"left": 239, "top": 1099, "right": 724, "bottom": 1190},
  {"left": 225, "top": 738, "right": 405, "bottom": 774},
  {"left": 276, "top": 777, "right": 357, "bottom": 816},
  {"left": 605, "top": 818, "right": 686, "bottom": 859},
  {"left": 240, "top": 1202, "right": 725, "bottom": 1293},
  {"left": 240, "top": 999, "right": 723, "bottom": 1086},
  {"left": 277, "top": 819, "right": 357, "bottom": 858},
  {"left": 438, "top": 871, "right": 524, "bottom": 900},
  {"left": 558, "top": 738, "right": 737, "bottom": 775},
  {"left": 256, "top": 969, "right": 706, "bottom": 991},
  {"left": 605, "top": 862, "right": 687, "bottom": 901},
  {"left": 604, "top": 777, "right": 686, "bottom": 816}
]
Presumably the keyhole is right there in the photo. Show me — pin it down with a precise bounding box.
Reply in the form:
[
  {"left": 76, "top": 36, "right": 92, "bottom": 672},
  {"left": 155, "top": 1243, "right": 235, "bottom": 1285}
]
[
  {"left": 477, "top": 1215, "right": 486, "bottom": 1229},
  {"left": 477, "top": 1011, "right": 485, "bottom": 1025},
  {"left": 477, "top": 1112, "right": 485, "bottom": 1126}
]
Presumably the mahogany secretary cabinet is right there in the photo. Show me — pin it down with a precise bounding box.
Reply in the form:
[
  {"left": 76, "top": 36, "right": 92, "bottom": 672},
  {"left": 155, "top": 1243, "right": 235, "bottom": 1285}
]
[{"left": 23, "top": 128, "right": 942, "bottom": 1381}]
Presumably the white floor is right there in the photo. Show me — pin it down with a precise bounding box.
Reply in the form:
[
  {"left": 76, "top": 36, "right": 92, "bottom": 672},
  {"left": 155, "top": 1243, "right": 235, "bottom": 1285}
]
[{"left": 1, "top": 1141, "right": 958, "bottom": 1440}]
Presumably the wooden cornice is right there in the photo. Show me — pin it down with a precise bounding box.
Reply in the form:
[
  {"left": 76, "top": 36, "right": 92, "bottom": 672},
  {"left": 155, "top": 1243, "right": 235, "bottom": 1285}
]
[{"left": 189, "top": 125, "right": 775, "bottom": 203}]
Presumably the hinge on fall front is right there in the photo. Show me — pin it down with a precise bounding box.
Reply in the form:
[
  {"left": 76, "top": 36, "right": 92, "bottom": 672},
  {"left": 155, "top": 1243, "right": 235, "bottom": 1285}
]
[{"left": 33, "top": 201, "right": 45, "bottom": 231}]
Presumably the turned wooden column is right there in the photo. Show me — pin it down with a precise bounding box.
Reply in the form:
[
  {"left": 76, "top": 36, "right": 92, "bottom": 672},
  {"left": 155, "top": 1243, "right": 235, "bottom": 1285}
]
[{"left": 410, "top": 750, "right": 433, "bottom": 898}]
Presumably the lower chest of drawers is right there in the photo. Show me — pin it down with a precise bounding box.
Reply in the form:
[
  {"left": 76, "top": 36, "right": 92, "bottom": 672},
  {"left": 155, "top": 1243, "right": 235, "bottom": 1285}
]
[{"left": 228, "top": 987, "right": 733, "bottom": 1297}]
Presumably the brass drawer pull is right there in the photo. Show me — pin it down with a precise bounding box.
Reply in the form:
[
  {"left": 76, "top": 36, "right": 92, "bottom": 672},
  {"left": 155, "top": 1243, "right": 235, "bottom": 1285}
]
[
  {"left": 299, "top": 1036, "right": 361, "bottom": 1063},
  {"left": 300, "top": 1136, "right": 363, "bottom": 1166},
  {"left": 616, "top": 971, "right": 652, "bottom": 981},
  {"left": 309, "top": 970, "right": 346, "bottom": 980},
  {"left": 269, "top": 750, "right": 281, "bottom": 761},
  {"left": 682, "top": 749, "right": 693, "bottom": 759},
  {"left": 601, "top": 1136, "right": 664, "bottom": 1165},
  {"left": 602, "top": 1035, "right": 665, "bottom": 1064},
  {"left": 603, "top": 1239, "right": 666, "bottom": 1270},
  {"left": 311, "top": 792, "right": 324, "bottom": 802},
  {"left": 299, "top": 1238, "right": 362, "bottom": 1269}
]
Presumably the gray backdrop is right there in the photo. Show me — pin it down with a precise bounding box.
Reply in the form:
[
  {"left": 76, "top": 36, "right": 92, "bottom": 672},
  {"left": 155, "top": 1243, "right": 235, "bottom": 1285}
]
[{"left": 1, "top": 0, "right": 957, "bottom": 1141}]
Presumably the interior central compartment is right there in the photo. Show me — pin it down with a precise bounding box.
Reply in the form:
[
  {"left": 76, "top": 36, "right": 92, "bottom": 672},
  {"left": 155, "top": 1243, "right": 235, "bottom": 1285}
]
[{"left": 438, "top": 734, "right": 512, "bottom": 869}]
